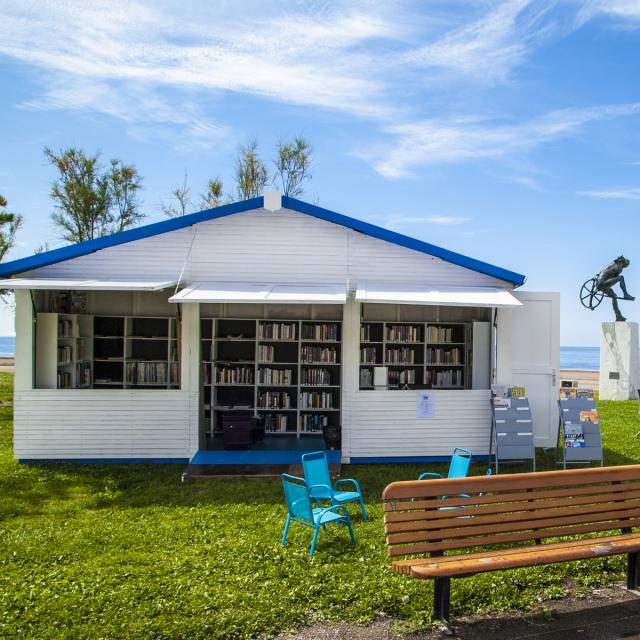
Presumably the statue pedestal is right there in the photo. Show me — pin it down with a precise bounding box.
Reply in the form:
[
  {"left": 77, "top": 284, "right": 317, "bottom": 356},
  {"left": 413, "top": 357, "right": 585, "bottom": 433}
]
[{"left": 599, "top": 322, "right": 639, "bottom": 400}]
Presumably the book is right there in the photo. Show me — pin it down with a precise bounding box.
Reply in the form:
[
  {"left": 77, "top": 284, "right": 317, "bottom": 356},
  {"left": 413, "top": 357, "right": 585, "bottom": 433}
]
[
  {"left": 579, "top": 410, "right": 599, "bottom": 424},
  {"left": 560, "top": 387, "right": 577, "bottom": 399},
  {"left": 493, "top": 397, "right": 511, "bottom": 408},
  {"left": 564, "top": 424, "right": 585, "bottom": 448},
  {"left": 576, "top": 388, "right": 594, "bottom": 400}
]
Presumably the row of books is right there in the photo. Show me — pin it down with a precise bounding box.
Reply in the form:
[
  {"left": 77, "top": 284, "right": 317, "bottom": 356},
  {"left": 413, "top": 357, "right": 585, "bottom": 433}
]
[
  {"left": 126, "top": 362, "right": 172, "bottom": 385},
  {"left": 386, "top": 348, "right": 416, "bottom": 364},
  {"left": 76, "top": 362, "right": 91, "bottom": 387},
  {"left": 300, "top": 391, "right": 335, "bottom": 409},
  {"left": 264, "top": 414, "right": 291, "bottom": 433},
  {"left": 359, "top": 368, "right": 373, "bottom": 387},
  {"left": 258, "top": 322, "right": 297, "bottom": 340},
  {"left": 215, "top": 366, "right": 254, "bottom": 385},
  {"left": 300, "top": 414, "right": 329, "bottom": 433},
  {"left": 57, "top": 370, "right": 72, "bottom": 388},
  {"left": 57, "top": 345, "right": 73, "bottom": 364},
  {"left": 427, "top": 347, "right": 462, "bottom": 365},
  {"left": 360, "top": 347, "right": 379, "bottom": 364},
  {"left": 58, "top": 319, "right": 78, "bottom": 338},
  {"left": 258, "top": 368, "right": 293, "bottom": 385},
  {"left": 301, "top": 368, "right": 333, "bottom": 386},
  {"left": 427, "top": 369, "right": 463, "bottom": 387},
  {"left": 257, "top": 345, "right": 276, "bottom": 362},
  {"left": 360, "top": 325, "right": 377, "bottom": 342},
  {"left": 426, "top": 326, "right": 458, "bottom": 343},
  {"left": 386, "top": 324, "right": 420, "bottom": 342},
  {"left": 301, "top": 323, "right": 339, "bottom": 341},
  {"left": 258, "top": 391, "right": 291, "bottom": 409},
  {"left": 389, "top": 369, "right": 416, "bottom": 386},
  {"left": 301, "top": 346, "right": 337, "bottom": 363}
]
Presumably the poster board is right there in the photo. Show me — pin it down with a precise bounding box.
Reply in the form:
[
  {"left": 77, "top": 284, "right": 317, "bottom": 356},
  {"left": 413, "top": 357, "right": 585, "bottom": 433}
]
[
  {"left": 490, "top": 386, "right": 535, "bottom": 472},
  {"left": 558, "top": 388, "right": 603, "bottom": 468}
]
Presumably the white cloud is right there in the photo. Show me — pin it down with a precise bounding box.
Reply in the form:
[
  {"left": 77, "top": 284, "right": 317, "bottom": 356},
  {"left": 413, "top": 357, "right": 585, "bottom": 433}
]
[
  {"left": 403, "top": 0, "right": 557, "bottom": 83},
  {"left": 578, "top": 0, "right": 640, "bottom": 25},
  {"left": 384, "top": 215, "right": 471, "bottom": 230},
  {"left": 371, "top": 102, "right": 640, "bottom": 178},
  {"left": 578, "top": 188, "right": 640, "bottom": 200}
]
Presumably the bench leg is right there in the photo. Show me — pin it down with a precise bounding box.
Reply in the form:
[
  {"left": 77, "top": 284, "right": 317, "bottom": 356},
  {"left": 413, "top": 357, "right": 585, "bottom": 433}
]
[
  {"left": 433, "top": 577, "right": 451, "bottom": 623},
  {"left": 628, "top": 552, "right": 640, "bottom": 591}
]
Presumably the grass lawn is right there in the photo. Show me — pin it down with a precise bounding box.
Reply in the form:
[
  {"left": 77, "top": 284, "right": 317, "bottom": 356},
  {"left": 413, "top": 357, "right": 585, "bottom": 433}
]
[{"left": 2, "top": 373, "right": 640, "bottom": 639}]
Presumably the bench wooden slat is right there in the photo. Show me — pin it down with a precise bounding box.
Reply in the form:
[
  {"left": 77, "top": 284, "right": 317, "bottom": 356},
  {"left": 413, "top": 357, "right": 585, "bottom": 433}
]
[
  {"left": 384, "top": 486, "right": 640, "bottom": 522},
  {"left": 385, "top": 496, "right": 640, "bottom": 534},
  {"left": 391, "top": 532, "right": 640, "bottom": 575},
  {"left": 387, "top": 517, "right": 640, "bottom": 556},
  {"left": 408, "top": 534, "right": 640, "bottom": 578},
  {"left": 387, "top": 506, "right": 640, "bottom": 545},
  {"left": 382, "top": 465, "right": 640, "bottom": 501}
]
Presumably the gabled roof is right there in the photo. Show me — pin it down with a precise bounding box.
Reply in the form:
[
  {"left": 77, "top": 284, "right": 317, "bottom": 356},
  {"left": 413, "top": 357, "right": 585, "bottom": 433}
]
[{"left": 0, "top": 195, "right": 526, "bottom": 286}]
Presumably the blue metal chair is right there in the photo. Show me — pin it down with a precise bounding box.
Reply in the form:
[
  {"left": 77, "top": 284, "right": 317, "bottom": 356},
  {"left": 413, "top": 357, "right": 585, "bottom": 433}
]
[
  {"left": 280, "top": 473, "right": 355, "bottom": 557},
  {"left": 301, "top": 450, "right": 367, "bottom": 520},
  {"left": 418, "top": 447, "right": 473, "bottom": 481}
]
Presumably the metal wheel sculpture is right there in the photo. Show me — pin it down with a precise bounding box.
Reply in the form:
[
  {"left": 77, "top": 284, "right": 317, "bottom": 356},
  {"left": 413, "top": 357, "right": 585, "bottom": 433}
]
[{"left": 580, "top": 277, "right": 604, "bottom": 310}]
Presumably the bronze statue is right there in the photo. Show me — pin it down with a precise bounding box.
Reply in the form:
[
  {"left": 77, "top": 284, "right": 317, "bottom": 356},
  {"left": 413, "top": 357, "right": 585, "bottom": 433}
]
[{"left": 580, "top": 256, "right": 634, "bottom": 321}]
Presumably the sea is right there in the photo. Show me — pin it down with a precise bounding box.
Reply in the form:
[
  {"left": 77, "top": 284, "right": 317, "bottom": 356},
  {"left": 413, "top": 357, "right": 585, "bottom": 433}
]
[
  {"left": 0, "top": 336, "right": 15, "bottom": 357},
  {"left": 0, "top": 337, "right": 602, "bottom": 369},
  {"left": 560, "top": 346, "right": 599, "bottom": 371}
]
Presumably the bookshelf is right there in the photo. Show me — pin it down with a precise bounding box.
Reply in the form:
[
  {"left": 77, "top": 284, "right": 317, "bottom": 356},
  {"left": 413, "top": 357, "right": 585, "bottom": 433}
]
[
  {"left": 359, "top": 321, "right": 470, "bottom": 390},
  {"left": 36, "top": 313, "right": 93, "bottom": 389},
  {"left": 94, "top": 316, "right": 179, "bottom": 389},
  {"left": 35, "top": 313, "right": 179, "bottom": 389},
  {"left": 201, "top": 318, "right": 342, "bottom": 438}
]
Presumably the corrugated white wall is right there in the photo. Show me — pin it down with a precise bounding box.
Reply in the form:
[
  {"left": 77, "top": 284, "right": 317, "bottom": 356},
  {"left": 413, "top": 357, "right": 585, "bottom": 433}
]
[
  {"left": 25, "top": 208, "right": 505, "bottom": 288},
  {"left": 14, "top": 390, "right": 194, "bottom": 459},
  {"left": 16, "top": 205, "right": 514, "bottom": 461},
  {"left": 343, "top": 390, "right": 491, "bottom": 458}
]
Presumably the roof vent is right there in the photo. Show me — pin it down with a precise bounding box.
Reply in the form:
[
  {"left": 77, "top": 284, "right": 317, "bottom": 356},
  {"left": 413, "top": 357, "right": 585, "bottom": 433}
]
[{"left": 263, "top": 190, "right": 282, "bottom": 211}]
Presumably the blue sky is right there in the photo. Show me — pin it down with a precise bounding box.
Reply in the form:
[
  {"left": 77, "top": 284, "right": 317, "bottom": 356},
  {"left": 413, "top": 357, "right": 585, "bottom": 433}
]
[{"left": 0, "top": 0, "right": 639, "bottom": 345}]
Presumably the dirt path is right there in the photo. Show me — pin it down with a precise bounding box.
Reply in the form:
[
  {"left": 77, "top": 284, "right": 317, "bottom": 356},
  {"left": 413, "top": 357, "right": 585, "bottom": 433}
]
[{"left": 278, "top": 585, "right": 640, "bottom": 639}]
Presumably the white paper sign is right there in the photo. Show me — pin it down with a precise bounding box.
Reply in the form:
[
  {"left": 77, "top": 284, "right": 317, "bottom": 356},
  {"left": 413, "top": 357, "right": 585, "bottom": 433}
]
[{"left": 416, "top": 391, "right": 435, "bottom": 419}]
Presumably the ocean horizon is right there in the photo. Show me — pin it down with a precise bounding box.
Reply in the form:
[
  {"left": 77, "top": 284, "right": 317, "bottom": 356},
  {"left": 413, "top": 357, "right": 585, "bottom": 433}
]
[{"left": 0, "top": 337, "right": 602, "bottom": 370}]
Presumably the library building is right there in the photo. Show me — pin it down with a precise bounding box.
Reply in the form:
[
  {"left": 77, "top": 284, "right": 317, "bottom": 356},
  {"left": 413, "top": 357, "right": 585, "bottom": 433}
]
[{"left": 0, "top": 192, "right": 559, "bottom": 465}]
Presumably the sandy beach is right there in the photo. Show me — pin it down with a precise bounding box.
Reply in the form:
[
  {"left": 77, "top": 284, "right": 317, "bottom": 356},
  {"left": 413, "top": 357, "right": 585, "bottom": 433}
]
[
  {"left": 560, "top": 368, "right": 599, "bottom": 392},
  {"left": 0, "top": 357, "right": 14, "bottom": 373}
]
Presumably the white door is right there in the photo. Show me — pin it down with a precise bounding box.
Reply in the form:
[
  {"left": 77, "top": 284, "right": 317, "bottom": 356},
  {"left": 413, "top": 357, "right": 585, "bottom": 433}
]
[{"left": 511, "top": 292, "right": 560, "bottom": 447}]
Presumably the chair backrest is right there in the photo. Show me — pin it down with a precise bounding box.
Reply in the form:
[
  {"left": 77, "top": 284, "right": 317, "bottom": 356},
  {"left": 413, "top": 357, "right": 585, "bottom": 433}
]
[
  {"left": 448, "top": 447, "right": 472, "bottom": 479},
  {"left": 301, "top": 451, "right": 331, "bottom": 488},
  {"left": 281, "top": 474, "right": 313, "bottom": 522}
]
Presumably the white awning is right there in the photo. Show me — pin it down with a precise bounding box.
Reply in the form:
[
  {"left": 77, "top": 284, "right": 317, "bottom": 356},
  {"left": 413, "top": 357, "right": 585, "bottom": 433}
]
[
  {"left": 169, "top": 283, "right": 347, "bottom": 304},
  {"left": 356, "top": 283, "right": 522, "bottom": 307},
  {"left": 0, "top": 278, "right": 177, "bottom": 291}
]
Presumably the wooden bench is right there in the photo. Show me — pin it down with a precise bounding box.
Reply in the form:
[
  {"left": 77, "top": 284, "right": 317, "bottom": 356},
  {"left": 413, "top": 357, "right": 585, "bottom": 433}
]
[{"left": 383, "top": 465, "right": 640, "bottom": 628}]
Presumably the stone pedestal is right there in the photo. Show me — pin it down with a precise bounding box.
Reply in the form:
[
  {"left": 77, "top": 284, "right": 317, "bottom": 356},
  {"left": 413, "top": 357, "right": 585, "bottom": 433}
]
[{"left": 599, "top": 322, "right": 639, "bottom": 400}]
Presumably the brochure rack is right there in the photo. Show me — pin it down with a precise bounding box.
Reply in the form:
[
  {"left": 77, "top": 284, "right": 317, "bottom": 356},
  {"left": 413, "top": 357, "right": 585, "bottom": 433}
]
[
  {"left": 490, "top": 395, "right": 536, "bottom": 473},
  {"left": 558, "top": 393, "right": 603, "bottom": 469}
]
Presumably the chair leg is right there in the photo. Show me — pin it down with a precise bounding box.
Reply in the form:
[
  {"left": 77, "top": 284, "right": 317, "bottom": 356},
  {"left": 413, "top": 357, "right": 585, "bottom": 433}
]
[
  {"left": 344, "top": 511, "right": 356, "bottom": 545},
  {"left": 281, "top": 515, "right": 291, "bottom": 546},
  {"left": 359, "top": 496, "right": 367, "bottom": 521},
  {"left": 310, "top": 526, "right": 320, "bottom": 558},
  {"left": 628, "top": 552, "right": 640, "bottom": 590}
]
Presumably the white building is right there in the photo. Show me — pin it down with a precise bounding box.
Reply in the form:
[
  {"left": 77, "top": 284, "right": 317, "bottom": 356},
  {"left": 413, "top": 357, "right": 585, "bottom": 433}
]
[{"left": 0, "top": 193, "right": 559, "bottom": 465}]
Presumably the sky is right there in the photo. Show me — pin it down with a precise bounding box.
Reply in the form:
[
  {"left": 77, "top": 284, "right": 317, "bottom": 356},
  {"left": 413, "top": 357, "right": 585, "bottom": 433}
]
[{"left": 0, "top": 0, "right": 639, "bottom": 345}]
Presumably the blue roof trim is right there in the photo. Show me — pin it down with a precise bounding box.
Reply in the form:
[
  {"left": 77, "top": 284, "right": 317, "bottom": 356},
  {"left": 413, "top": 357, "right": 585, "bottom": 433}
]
[
  {"left": 282, "top": 196, "right": 526, "bottom": 286},
  {"left": 0, "top": 197, "right": 264, "bottom": 277},
  {"left": 0, "top": 193, "right": 525, "bottom": 286}
]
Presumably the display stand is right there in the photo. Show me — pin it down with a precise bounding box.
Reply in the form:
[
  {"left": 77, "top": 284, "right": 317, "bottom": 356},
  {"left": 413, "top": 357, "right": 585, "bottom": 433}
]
[
  {"left": 490, "top": 390, "right": 535, "bottom": 473},
  {"left": 558, "top": 391, "right": 603, "bottom": 469}
]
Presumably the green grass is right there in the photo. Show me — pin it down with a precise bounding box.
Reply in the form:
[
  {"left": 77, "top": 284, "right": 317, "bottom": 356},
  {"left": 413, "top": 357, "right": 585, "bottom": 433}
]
[{"left": 2, "top": 375, "right": 640, "bottom": 639}]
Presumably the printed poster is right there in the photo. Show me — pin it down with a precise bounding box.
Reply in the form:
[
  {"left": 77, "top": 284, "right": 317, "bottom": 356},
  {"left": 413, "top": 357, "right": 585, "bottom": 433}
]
[
  {"left": 416, "top": 391, "right": 435, "bottom": 419},
  {"left": 564, "top": 424, "right": 585, "bottom": 448}
]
